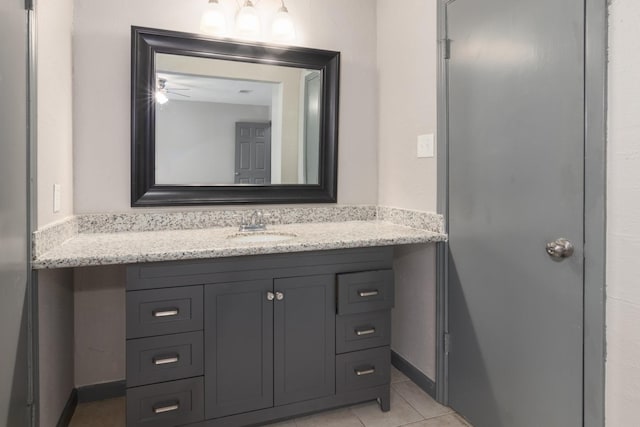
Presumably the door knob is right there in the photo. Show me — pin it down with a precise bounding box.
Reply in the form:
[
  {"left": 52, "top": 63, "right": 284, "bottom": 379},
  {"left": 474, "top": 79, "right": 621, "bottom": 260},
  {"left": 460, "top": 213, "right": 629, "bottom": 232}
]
[
  {"left": 267, "top": 292, "right": 275, "bottom": 301},
  {"left": 275, "top": 292, "right": 284, "bottom": 301},
  {"left": 546, "top": 238, "right": 574, "bottom": 259}
]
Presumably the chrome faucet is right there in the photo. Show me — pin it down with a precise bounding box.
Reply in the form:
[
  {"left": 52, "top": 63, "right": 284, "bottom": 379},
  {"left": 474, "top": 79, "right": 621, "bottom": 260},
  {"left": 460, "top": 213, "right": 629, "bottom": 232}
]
[{"left": 239, "top": 210, "right": 267, "bottom": 232}]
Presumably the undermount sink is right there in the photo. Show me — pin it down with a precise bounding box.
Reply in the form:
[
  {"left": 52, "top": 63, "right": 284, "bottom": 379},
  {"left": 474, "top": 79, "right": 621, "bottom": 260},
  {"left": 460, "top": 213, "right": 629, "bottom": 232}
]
[{"left": 227, "top": 232, "right": 298, "bottom": 243}]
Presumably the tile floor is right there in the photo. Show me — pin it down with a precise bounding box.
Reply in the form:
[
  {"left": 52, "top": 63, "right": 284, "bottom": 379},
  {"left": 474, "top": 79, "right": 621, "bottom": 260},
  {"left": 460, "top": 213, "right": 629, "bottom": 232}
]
[{"left": 69, "top": 367, "right": 471, "bottom": 427}]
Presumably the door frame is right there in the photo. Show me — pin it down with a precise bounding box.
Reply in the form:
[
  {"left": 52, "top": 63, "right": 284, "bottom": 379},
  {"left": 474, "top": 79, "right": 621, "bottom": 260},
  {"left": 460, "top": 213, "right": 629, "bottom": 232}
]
[
  {"left": 27, "top": 0, "right": 38, "bottom": 425},
  {"left": 434, "top": 1, "right": 607, "bottom": 426}
]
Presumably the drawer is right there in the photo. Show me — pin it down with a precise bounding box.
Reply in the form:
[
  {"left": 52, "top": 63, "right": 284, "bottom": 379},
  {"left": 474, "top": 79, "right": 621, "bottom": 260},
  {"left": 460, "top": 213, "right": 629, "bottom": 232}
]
[
  {"left": 127, "top": 331, "right": 204, "bottom": 388},
  {"left": 336, "top": 347, "right": 390, "bottom": 394},
  {"left": 337, "top": 270, "right": 394, "bottom": 315},
  {"left": 126, "top": 377, "right": 204, "bottom": 427},
  {"left": 336, "top": 311, "right": 391, "bottom": 354},
  {"left": 127, "top": 286, "right": 203, "bottom": 339}
]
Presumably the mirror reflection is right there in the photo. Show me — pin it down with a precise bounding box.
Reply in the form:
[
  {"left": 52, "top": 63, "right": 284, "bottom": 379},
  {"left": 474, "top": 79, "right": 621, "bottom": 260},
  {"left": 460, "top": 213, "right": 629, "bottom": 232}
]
[{"left": 154, "top": 53, "right": 322, "bottom": 186}]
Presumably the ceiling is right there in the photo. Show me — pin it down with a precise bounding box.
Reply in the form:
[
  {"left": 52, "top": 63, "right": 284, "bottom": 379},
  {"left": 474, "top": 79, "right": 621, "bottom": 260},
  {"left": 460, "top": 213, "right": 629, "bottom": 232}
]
[{"left": 157, "top": 71, "right": 277, "bottom": 106}]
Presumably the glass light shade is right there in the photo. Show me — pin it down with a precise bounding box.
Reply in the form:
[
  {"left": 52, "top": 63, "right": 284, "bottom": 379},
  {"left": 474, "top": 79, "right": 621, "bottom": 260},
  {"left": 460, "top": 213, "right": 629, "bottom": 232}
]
[
  {"left": 271, "top": 8, "right": 296, "bottom": 42},
  {"left": 236, "top": 2, "right": 261, "bottom": 39},
  {"left": 200, "top": 1, "right": 228, "bottom": 36},
  {"left": 155, "top": 91, "right": 169, "bottom": 105}
]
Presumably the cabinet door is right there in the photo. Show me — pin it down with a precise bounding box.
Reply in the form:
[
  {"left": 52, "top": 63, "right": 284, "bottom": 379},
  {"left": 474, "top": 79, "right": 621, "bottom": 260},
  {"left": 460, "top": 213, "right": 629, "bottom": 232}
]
[
  {"left": 204, "top": 280, "right": 273, "bottom": 419},
  {"left": 274, "top": 275, "right": 335, "bottom": 405}
]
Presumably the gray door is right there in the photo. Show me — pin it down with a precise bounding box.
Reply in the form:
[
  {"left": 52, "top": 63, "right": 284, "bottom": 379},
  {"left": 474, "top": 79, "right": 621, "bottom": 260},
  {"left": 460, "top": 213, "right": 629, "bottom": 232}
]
[
  {"left": 0, "top": 1, "right": 32, "bottom": 426},
  {"left": 235, "top": 122, "right": 271, "bottom": 184},
  {"left": 273, "top": 275, "right": 335, "bottom": 406},
  {"left": 204, "top": 280, "right": 274, "bottom": 419},
  {"left": 446, "top": 0, "right": 585, "bottom": 426}
]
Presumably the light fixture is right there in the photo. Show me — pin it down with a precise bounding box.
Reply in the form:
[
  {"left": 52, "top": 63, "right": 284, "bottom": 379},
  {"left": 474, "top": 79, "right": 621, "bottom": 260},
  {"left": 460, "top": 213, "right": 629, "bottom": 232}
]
[
  {"left": 200, "top": 0, "right": 228, "bottom": 36},
  {"left": 235, "top": 0, "right": 261, "bottom": 39},
  {"left": 271, "top": 1, "right": 295, "bottom": 42},
  {"left": 199, "top": 0, "right": 296, "bottom": 42},
  {"left": 155, "top": 91, "right": 169, "bottom": 105},
  {"left": 155, "top": 79, "right": 169, "bottom": 105}
]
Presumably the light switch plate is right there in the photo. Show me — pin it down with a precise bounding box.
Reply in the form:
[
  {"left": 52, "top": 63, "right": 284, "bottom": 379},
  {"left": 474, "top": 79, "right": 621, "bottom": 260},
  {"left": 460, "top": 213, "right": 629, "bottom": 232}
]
[
  {"left": 417, "top": 134, "right": 435, "bottom": 158},
  {"left": 53, "top": 184, "right": 61, "bottom": 213}
]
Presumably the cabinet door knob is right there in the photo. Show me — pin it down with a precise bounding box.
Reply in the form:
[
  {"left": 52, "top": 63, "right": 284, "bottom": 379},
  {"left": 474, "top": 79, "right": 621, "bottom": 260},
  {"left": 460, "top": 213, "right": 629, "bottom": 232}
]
[
  {"left": 275, "top": 292, "right": 284, "bottom": 301},
  {"left": 267, "top": 292, "right": 275, "bottom": 301}
]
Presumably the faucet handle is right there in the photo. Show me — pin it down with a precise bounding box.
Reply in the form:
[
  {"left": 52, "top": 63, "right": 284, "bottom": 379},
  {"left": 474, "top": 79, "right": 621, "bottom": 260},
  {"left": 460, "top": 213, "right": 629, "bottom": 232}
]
[{"left": 238, "top": 209, "right": 267, "bottom": 231}]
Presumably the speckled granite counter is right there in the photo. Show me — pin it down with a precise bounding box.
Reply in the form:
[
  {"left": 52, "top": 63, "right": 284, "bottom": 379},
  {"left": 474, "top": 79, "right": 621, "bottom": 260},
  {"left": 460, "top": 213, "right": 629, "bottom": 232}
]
[{"left": 32, "top": 206, "right": 447, "bottom": 269}]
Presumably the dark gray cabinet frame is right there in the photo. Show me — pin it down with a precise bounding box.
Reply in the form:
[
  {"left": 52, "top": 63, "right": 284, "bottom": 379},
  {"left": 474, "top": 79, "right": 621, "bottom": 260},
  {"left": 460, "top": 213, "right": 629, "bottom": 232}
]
[
  {"left": 126, "top": 248, "right": 393, "bottom": 427},
  {"left": 204, "top": 280, "right": 274, "bottom": 419}
]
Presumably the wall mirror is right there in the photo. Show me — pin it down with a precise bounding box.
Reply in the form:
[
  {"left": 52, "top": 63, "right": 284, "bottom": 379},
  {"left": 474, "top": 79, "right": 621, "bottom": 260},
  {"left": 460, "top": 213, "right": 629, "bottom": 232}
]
[{"left": 131, "top": 27, "right": 340, "bottom": 206}]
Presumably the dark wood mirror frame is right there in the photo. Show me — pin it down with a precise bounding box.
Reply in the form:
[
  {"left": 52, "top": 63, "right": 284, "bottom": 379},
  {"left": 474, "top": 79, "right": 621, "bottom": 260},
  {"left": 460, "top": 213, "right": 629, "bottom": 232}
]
[{"left": 131, "top": 26, "right": 340, "bottom": 206}]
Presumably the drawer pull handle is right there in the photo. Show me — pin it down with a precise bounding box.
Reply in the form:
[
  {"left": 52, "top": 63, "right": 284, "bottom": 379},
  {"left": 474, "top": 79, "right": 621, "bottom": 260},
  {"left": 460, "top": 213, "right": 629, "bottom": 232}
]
[
  {"left": 153, "top": 402, "right": 180, "bottom": 414},
  {"left": 355, "top": 327, "right": 376, "bottom": 336},
  {"left": 152, "top": 308, "right": 179, "bottom": 318},
  {"left": 355, "top": 367, "right": 376, "bottom": 376},
  {"left": 153, "top": 355, "right": 180, "bottom": 365},
  {"left": 358, "top": 290, "right": 379, "bottom": 298}
]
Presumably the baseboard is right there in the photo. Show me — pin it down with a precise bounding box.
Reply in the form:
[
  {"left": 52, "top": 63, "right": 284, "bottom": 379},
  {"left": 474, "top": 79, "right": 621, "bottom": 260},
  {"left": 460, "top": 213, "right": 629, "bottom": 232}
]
[
  {"left": 56, "top": 388, "right": 77, "bottom": 427},
  {"left": 77, "top": 380, "right": 126, "bottom": 403},
  {"left": 391, "top": 350, "right": 437, "bottom": 399}
]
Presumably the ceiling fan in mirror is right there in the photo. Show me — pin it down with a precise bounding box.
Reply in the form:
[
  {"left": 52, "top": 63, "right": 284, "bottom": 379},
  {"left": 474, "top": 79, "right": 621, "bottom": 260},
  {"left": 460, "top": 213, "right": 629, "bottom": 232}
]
[{"left": 155, "top": 78, "right": 190, "bottom": 104}]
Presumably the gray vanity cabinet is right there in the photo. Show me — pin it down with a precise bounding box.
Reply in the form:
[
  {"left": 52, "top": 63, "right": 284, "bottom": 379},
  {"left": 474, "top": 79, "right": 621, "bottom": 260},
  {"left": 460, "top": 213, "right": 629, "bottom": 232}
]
[
  {"left": 126, "top": 248, "right": 394, "bottom": 427},
  {"left": 204, "top": 280, "right": 274, "bottom": 419},
  {"left": 273, "top": 275, "right": 335, "bottom": 406},
  {"left": 205, "top": 275, "right": 335, "bottom": 419}
]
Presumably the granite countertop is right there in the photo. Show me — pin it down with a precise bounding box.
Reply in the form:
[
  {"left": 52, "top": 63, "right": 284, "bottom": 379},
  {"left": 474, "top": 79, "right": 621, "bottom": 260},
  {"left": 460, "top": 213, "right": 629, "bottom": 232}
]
[
  {"left": 32, "top": 220, "right": 446, "bottom": 269},
  {"left": 32, "top": 206, "right": 447, "bottom": 269}
]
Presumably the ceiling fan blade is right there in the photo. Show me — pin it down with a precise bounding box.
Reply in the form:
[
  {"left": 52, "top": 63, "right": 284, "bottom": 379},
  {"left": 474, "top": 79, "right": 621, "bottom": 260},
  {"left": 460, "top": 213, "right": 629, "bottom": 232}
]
[{"left": 168, "top": 91, "right": 190, "bottom": 98}]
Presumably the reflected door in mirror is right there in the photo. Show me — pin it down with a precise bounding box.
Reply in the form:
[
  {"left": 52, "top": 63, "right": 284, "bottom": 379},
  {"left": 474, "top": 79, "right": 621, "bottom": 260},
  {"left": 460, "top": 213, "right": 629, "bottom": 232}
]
[{"left": 235, "top": 122, "right": 271, "bottom": 185}]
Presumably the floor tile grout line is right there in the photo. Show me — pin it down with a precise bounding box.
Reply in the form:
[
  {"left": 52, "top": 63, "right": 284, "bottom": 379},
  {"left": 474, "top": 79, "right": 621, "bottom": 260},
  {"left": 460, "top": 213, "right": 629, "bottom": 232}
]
[
  {"left": 390, "top": 382, "right": 426, "bottom": 417},
  {"left": 392, "top": 388, "right": 426, "bottom": 424},
  {"left": 391, "top": 380, "right": 456, "bottom": 422},
  {"left": 350, "top": 389, "right": 426, "bottom": 427},
  {"left": 398, "top": 413, "right": 455, "bottom": 427}
]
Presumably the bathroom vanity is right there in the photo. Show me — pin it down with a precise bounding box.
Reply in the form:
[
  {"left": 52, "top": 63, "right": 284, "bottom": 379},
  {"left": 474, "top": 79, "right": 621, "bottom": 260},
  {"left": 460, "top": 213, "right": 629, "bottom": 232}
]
[
  {"left": 32, "top": 206, "right": 446, "bottom": 427},
  {"left": 125, "top": 247, "right": 394, "bottom": 427}
]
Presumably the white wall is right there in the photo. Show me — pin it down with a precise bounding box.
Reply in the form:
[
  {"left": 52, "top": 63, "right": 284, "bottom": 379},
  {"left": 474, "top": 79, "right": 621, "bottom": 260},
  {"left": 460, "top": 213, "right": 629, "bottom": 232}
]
[
  {"left": 377, "top": 0, "right": 439, "bottom": 380},
  {"left": 606, "top": 1, "right": 640, "bottom": 425},
  {"left": 37, "top": 0, "right": 74, "bottom": 228},
  {"left": 73, "top": 0, "right": 378, "bottom": 213},
  {"left": 377, "top": 0, "right": 438, "bottom": 212},
  {"left": 156, "top": 101, "right": 269, "bottom": 184}
]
